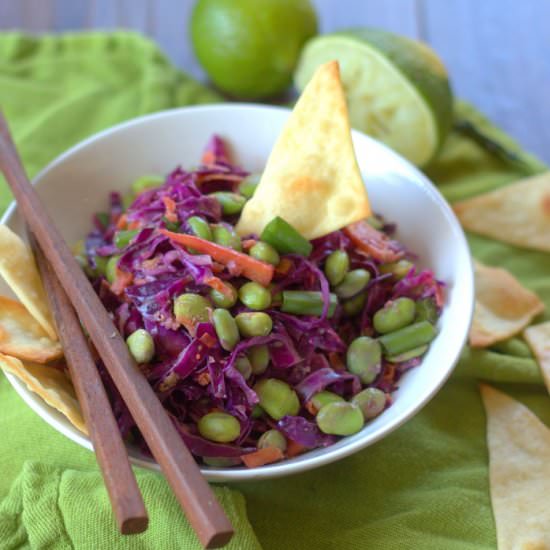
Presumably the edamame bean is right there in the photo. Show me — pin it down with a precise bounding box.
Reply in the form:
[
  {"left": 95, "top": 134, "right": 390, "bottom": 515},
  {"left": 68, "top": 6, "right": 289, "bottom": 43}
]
[
  {"left": 126, "top": 329, "right": 155, "bottom": 363},
  {"left": 352, "top": 388, "right": 387, "bottom": 420},
  {"left": 251, "top": 404, "right": 264, "bottom": 418},
  {"left": 114, "top": 229, "right": 139, "bottom": 249},
  {"left": 131, "top": 174, "right": 164, "bottom": 195},
  {"left": 239, "top": 173, "right": 261, "bottom": 199},
  {"left": 379, "top": 259, "right": 414, "bottom": 280},
  {"left": 281, "top": 291, "right": 338, "bottom": 317},
  {"left": 342, "top": 292, "right": 367, "bottom": 317},
  {"left": 93, "top": 255, "right": 109, "bottom": 277},
  {"left": 209, "top": 283, "right": 238, "bottom": 308},
  {"left": 235, "top": 312, "right": 273, "bottom": 337},
  {"left": 212, "top": 225, "right": 242, "bottom": 251},
  {"left": 415, "top": 297, "right": 438, "bottom": 324},
  {"left": 324, "top": 250, "right": 350, "bottom": 286},
  {"left": 316, "top": 402, "right": 364, "bottom": 436},
  {"left": 198, "top": 412, "right": 241, "bottom": 443},
  {"left": 213, "top": 309, "right": 240, "bottom": 351},
  {"left": 211, "top": 192, "right": 247, "bottom": 215},
  {"left": 258, "top": 429, "right": 287, "bottom": 452},
  {"left": 378, "top": 321, "right": 436, "bottom": 356},
  {"left": 105, "top": 255, "right": 120, "bottom": 284},
  {"left": 310, "top": 391, "right": 344, "bottom": 411},
  {"left": 346, "top": 336, "right": 382, "bottom": 384},
  {"left": 239, "top": 282, "right": 272, "bottom": 311},
  {"left": 249, "top": 241, "right": 280, "bottom": 266},
  {"left": 254, "top": 378, "right": 300, "bottom": 420},
  {"left": 173, "top": 293, "right": 211, "bottom": 327},
  {"left": 235, "top": 356, "right": 252, "bottom": 380},
  {"left": 335, "top": 269, "right": 371, "bottom": 299},
  {"left": 373, "top": 297, "right": 416, "bottom": 334},
  {"left": 248, "top": 345, "right": 270, "bottom": 375},
  {"left": 187, "top": 216, "right": 213, "bottom": 241},
  {"left": 385, "top": 344, "right": 428, "bottom": 363}
]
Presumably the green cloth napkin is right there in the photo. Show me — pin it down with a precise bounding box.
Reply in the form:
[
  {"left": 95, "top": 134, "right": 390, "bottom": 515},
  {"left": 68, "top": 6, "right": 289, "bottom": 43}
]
[{"left": 1, "top": 31, "right": 549, "bottom": 550}]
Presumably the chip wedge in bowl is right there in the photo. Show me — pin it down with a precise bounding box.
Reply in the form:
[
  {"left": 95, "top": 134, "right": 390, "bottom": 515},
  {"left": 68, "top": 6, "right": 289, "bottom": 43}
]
[{"left": 0, "top": 78, "right": 473, "bottom": 483}]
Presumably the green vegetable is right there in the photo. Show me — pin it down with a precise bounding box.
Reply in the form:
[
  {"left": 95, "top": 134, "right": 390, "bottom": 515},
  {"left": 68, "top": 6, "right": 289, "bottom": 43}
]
[
  {"left": 203, "top": 457, "right": 239, "bottom": 467},
  {"left": 187, "top": 216, "right": 213, "bottom": 241},
  {"left": 310, "top": 391, "right": 344, "bottom": 411},
  {"left": 316, "top": 402, "right": 364, "bottom": 436},
  {"left": 235, "top": 356, "right": 252, "bottom": 380},
  {"left": 126, "top": 329, "right": 155, "bottom": 364},
  {"left": 212, "top": 309, "right": 240, "bottom": 351},
  {"left": 251, "top": 404, "right": 264, "bottom": 419},
  {"left": 235, "top": 312, "right": 273, "bottom": 337},
  {"left": 415, "top": 297, "right": 439, "bottom": 324},
  {"left": 373, "top": 297, "right": 416, "bottom": 334},
  {"left": 254, "top": 378, "right": 300, "bottom": 420},
  {"left": 122, "top": 192, "right": 134, "bottom": 211},
  {"left": 379, "top": 259, "right": 414, "bottom": 280},
  {"left": 248, "top": 345, "right": 270, "bottom": 375},
  {"left": 260, "top": 216, "right": 312, "bottom": 257},
  {"left": 198, "top": 412, "right": 241, "bottom": 443},
  {"left": 239, "top": 173, "right": 261, "bottom": 198},
  {"left": 105, "top": 255, "right": 120, "bottom": 284},
  {"left": 162, "top": 217, "right": 180, "bottom": 232},
  {"left": 324, "top": 250, "right": 350, "bottom": 286},
  {"left": 334, "top": 269, "right": 370, "bottom": 299},
  {"left": 258, "top": 429, "right": 287, "bottom": 452},
  {"left": 342, "top": 292, "right": 367, "bottom": 317},
  {"left": 378, "top": 321, "right": 436, "bottom": 356},
  {"left": 96, "top": 212, "right": 110, "bottom": 229},
  {"left": 173, "top": 293, "right": 211, "bottom": 326},
  {"left": 211, "top": 192, "right": 247, "bottom": 215},
  {"left": 385, "top": 344, "right": 428, "bottom": 363},
  {"left": 209, "top": 282, "right": 238, "bottom": 308},
  {"left": 346, "top": 336, "right": 382, "bottom": 384},
  {"left": 212, "top": 225, "right": 242, "bottom": 251},
  {"left": 93, "top": 255, "right": 109, "bottom": 278},
  {"left": 491, "top": 337, "right": 533, "bottom": 358},
  {"left": 239, "top": 282, "right": 272, "bottom": 311},
  {"left": 281, "top": 290, "right": 337, "bottom": 317},
  {"left": 131, "top": 174, "right": 164, "bottom": 194},
  {"left": 249, "top": 241, "right": 280, "bottom": 266},
  {"left": 352, "top": 388, "right": 386, "bottom": 420},
  {"left": 114, "top": 229, "right": 139, "bottom": 249}
]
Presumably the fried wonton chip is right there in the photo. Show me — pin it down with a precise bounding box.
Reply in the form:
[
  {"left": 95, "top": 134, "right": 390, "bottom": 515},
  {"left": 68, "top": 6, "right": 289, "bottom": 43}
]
[
  {"left": 0, "top": 225, "right": 57, "bottom": 340},
  {"left": 470, "top": 261, "right": 544, "bottom": 348},
  {"left": 0, "top": 296, "right": 62, "bottom": 363},
  {"left": 0, "top": 352, "right": 86, "bottom": 434},
  {"left": 454, "top": 171, "right": 550, "bottom": 252},
  {"left": 236, "top": 60, "right": 371, "bottom": 240},
  {"left": 480, "top": 384, "right": 550, "bottom": 550},
  {"left": 524, "top": 321, "right": 550, "bottom": 395}
]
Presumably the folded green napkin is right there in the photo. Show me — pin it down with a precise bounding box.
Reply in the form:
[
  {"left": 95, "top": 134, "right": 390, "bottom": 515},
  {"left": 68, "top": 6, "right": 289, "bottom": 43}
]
[{"left": 1, "top": 31, "right": 549, "bottom": 550}]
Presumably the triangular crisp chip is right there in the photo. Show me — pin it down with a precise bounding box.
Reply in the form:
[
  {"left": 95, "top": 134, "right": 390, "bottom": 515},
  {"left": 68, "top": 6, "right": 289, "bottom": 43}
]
[
  {"left": 524, "top": 321, "right": 550, "bottom": 395},
  {"left": 454, "top": 172, "right": 550, "bottom": 252},
  {"left": 480, "top": 384, "right": 550, "bottom": 550},
  {"left": 0, "top": 352, "right": 86, "bottom": 434},
  {"left": 0, "top": 225, "right": 57, "bottom": 340},
  {"left": 470, "top": 261, "right": 544, "bottom": 348},
  {"left": 0, "top": 296, "right": 62, "bottom": 363},
  {"left": 236, "top": 60, "right": 371, "bottom": 240}
]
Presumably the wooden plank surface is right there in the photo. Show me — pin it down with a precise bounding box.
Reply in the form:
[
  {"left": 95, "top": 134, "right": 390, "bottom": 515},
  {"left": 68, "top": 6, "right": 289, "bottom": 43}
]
[{"left": 1, "top": 0, "right": 548, "bottom": 163}]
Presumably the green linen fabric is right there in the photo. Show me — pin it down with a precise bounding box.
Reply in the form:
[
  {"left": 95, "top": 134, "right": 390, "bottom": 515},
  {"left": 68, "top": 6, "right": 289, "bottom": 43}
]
[{"left": 1, "top": 31, "right": 549, "bottom": 550}]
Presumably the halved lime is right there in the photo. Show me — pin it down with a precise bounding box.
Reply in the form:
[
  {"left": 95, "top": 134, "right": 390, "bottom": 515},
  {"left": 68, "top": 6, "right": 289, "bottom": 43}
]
[{"left": 294, "top": 29, "right": 454, "bottom": 166}]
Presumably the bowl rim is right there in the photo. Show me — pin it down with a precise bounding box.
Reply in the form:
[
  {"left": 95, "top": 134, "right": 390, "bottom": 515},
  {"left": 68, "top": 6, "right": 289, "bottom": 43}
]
[{"left": 0, "top": 103, "right": 474, "bottom": 482}]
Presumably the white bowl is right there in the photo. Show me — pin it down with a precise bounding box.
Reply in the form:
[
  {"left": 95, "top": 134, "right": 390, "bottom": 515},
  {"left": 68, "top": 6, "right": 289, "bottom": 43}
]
[{"left": 0, "top": 104, "right": 474, "bottom": 482}]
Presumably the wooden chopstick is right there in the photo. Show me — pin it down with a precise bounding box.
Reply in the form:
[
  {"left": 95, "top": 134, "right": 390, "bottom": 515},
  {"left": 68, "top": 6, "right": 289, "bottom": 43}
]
[
  {"left": 0, "top": 111, "right": 234, "bottom": 549},
  {"left": 30, "top": 234, "right": 149, "bottom": 535}
]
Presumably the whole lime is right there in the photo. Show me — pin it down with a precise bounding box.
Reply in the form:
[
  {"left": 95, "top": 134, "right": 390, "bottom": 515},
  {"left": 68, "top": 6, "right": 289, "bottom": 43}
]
[{"left": 191, "top": 0, "right": 317, "bottom": 99}]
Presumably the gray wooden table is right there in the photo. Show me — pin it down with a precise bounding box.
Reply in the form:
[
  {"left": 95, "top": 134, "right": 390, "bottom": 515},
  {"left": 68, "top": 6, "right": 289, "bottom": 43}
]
[{"left": 1, "top": 0, "right": 548, "bottom": 163}]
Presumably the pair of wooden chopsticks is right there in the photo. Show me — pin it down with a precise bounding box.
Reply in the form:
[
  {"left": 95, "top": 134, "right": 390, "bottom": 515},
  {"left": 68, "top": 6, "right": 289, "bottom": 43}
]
[{"left": 0, "top": 111, "right": 234, "bottom": 548}]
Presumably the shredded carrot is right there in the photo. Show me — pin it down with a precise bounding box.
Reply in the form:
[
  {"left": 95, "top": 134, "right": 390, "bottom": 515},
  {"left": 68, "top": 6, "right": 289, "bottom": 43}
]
[
  {"left": 286, "top": 440, "right": 307, "bottom": 458},
  {"left": 128, "top": 220, "right": 141, "bottom": 230},
  {"left": 275, "top": 258, "right": 293, "bottom": 276},
  {"left": 305, "top": 401, "right": 318, "bottom": 415},
  {"left": 201, "top": 150, "right": 216, "bottom": 165},
  {"left": 344, "top": 220, "right": 404, "bottom": 263},
  {"left": 435, "top": 284, "right": 444, "bottom": 308},
  {"left": 211, "top": 262, "right": 225, "bottom": 274},
  {"left": 242, "top": 239, "right": 257, "bottom": 251},
  {"left": 328, "top": 352, "right": 345, "bottom": 371},
  {"left": 111, "top": 270, "right": 133, "bottom": 295},
  {"left": 382, "top": 364, "right": 396, "bottom": 384},
  {"left": 159, "top": 230, "right": 274, "bottom": 286},
  {"left": 199, "top": 332, "right": 217, "bottom": 348},
  {"left": 197, "top": 173, "right": 243, "bottom": 184},
  {"left": 161, "top": 196, "right": 178, "bottom": 223},
  {"left": 205, "top": 276, "right": 234, "bottom": 298},
  {"left": 196, "top": 371, "right": 211, "bottom": 386},
  {"left": 241, "top": 447, "right": 284, "bottom": 468},
  {"left": 116, "top": 214, "right": 128, "bottom": 230}
]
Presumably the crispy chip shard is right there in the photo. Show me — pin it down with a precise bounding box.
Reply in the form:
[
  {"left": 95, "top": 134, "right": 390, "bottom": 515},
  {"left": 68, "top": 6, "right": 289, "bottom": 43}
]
[
  {"left": 0, "top": 225, "right": 57, "bottom": 340},
  {"left": 0, "top": 352, "right": 86, "bottom": 434},
  {"left": 454, "top": 172, "right": 550, "bottom": 252},
  {"left": 0, "top": 296, "right": 62, "bottom": 363},
  {"left": 524, "top": 321, "right": 550, "bottom": 395},
  {"left": 236, "top": 60, "right": 371, "bottom": 240},
  {"left": 470, "top": 261, "right": 544, "bottom": 348},
  {"left": 480, "top": 384, "right": 550, "bottom": 550}
]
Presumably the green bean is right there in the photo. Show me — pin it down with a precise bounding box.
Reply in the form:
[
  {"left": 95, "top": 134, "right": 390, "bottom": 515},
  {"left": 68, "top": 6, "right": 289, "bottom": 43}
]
[
  {"left": 239, "top": 173, "right": 261, "bottom": 199},
  {"left": 131, "top": 174, "right": 164, "bottom": 195},
  {"left": 239, "top": 282, "right": 272, "bottom": 311},
  {"left": 346, "top": 336, "right": 382, "bottom": 384},
  {"left": 281, "top": 291, "right": 338, "bottom": 317},
  {"left": 212, "top": 225, "right": 242, "bottom": 251},
  {"left": 235, "top": 312, "right": 273, "bottom": 337},
  {"left": 126, "top": 329, "right": 155, "bottom": 364},
  {"left": 379, "top": 259, "right": 414, "bottom": 280},
  {"left": 385, "top": 344, "right": 428, "bottom": 363},
  {"left": 211, "top": 192, "right": 247, "bottom": 215},
  {"left": 122, "top": 192, "right": 134, "bottom": 211},
  {"left": 114, "top": 229, "right": 139, "bottom": 249},
  {"left": 235, "top": 356, "right": 252, "bottom": 380},
  {"left": 249, "top": 241, "right": 280, "bottom": 266},
  {"left": 414, "top": 297, "right": 439, "bottom": 324},
  {"left": 96, "top": 212, "right": 110, "bottom": 229},
  {"left": 162, "top": 217, "right": 180, "bottom": 232},
  {"left": 310, "top": 391, "right": 344, "bottom": 411},
  {"left": 254, "top": 378, "right": 300, "bottom": 420},
  {"left": 335, "top": 269, "right": 370, "bottom": 299},
  {"left": 260, "top": 216, "right": 312, "bottom": 257},
  {"left": 105, "top": 255, "right": 120, "bottom": 284},
  {"left": 173, "top": 293, "right": 211, "bottom": 327},
  {"left": 213, "top": 309, "right": 240, "bottom": 351},
  {"left": 258, "top": 429, "right": 287, "bottom": 452},
  {"left": 316, "top": 402, "right": 364, "bottom": 436},
  {"left": 373, "top": 297, "right": 416, "bottom": 334},
  {"left": 324, "top": 250, "right": 350, "bottom": 286},
  {"left": 491, "top": 337, "right": 533, "bottom": 358},
  {"left": 209, "top": 282, "right": 238, "bottom": 309},
  {"left": 248, "top": 345, "right": 270, "bottom": 375},
  {"left": 187, "top": 216, "right": 213, "bottom": 241},
  {"left": 352, "top": 388, "right": 386, "bottom": 420},
  {"left": 93, "top": 255, "right": 109, "bottom": 278},
  {"left": 378, "top": 321, "right": 436, "bottom": 356},
  {"left": 342, "top": 292, "right": 367, "bottom": 317},
  {"left": 198, "top": 412, "right": 241, "bottom": 443}
]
